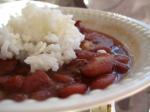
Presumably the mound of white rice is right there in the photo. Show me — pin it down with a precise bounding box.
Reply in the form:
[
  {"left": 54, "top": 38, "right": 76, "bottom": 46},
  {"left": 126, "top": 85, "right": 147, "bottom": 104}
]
[{"left": 0, "top": 3, "right": 84, "bottom": 72}]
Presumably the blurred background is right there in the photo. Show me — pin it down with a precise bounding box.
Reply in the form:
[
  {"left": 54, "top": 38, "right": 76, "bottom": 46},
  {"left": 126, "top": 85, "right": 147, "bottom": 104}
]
[
  {"left": 41, "top": 0, "right": 150, "bottom": 24},
  {"left": 0, "top": 0, "right": 150, "bottom": 112}
]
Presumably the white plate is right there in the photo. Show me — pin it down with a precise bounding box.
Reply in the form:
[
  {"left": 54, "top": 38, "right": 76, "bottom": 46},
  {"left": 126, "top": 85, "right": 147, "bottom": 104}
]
[{"left": 0, "top": 1, "right": 150, "bottom": 112}]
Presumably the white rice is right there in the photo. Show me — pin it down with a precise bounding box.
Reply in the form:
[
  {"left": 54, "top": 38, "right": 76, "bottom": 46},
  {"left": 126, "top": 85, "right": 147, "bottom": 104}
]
[{"left": 0, "top": 3, "right": 84, "bottom": 72}]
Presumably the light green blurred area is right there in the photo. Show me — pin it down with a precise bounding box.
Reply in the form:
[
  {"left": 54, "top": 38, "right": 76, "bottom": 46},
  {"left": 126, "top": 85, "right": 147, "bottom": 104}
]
[{"left": 0, "top": 0, "right": 16, "bottom": 3}]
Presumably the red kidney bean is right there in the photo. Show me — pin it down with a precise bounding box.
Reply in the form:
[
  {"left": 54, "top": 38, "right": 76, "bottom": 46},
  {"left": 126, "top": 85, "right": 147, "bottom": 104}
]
[
  {"left": 76, "top": 50, "right": 96, "bottom": 59},
  {"left": 0, "top": 58, "right": 17, "bottom": 75},
  {"left": 53, "top": 82, "right": 65, "bottom": 91},
  {"left": 114, "top": 61, "right": 129, "bottom": 74},
  {"left": 58, "top": 83, "right": 87, "bottom": 98},
  {"left": 68, "top": 59, "right": 88, "bottom": 68},
  {"left": 4, "top": 75, "right": 24, "bottom": 92},
  {"left": 114, "top": 54, "right": 129, "bottom": 64},
  {"left": 81, "top": 54, "right": 113, "bottom": 77},
  {"left": 0, "top": 91, "right": 6, "bottom": 100},
  {"left": 0, "top": 76, "right": 10, "bottom": 89},
  {"left": 23, "top": 70, "right": 53, "bottom": 93},
  {"left": 9, "top": 93, "right": 28, "bottom": 102},
  {"left": 90, "top": 74, "right": 115, "bottom": 89},
  {"left": 52, "top": 73, "right": 74, "bottom": 83},
  {"left": 31, "top": 90, "right": 52, "bottom": 101}
]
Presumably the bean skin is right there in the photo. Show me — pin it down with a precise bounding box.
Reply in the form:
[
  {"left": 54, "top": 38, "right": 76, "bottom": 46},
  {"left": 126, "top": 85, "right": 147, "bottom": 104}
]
[
  {"left": 23, "top": 70, "right": 53, "bottom": 93},
  {"left": 114, "top": 54, "right": 129, "bottom": 64},
  {"left": 81, "top": 54, "right": 113, "bottom": 77},
  {"left": 90, "top": 74, "right": 115, "bottom": 89},
  {"left": 31, "top": 90, "right": 52, "bottom": 101},
  {"left": 4, "top": 75, "right": 24, "bottom": 92},
  {"left": 9, "top": 93, "right": 28, "bottom": 102},
  {"left": 76, "top": 50, "right": 96, "bottom": 59},
  {"left": 114, "top": 61, "right": 129, "bottom": 74},
  {"left": 58, "top": 83, "right": 87, "bottom": 98},
  {"left": 52, "top": 73, "right": 74, "bottom": 83}
]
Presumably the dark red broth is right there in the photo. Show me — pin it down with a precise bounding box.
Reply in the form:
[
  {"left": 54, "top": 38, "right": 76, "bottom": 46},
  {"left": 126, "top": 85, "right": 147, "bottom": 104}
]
[{"left": 0, "top": 21, "right": 131, "bottom": 101}]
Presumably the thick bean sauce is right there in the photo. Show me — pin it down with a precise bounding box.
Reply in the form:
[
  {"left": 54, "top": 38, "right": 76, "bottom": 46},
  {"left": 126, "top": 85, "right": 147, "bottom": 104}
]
[{"left": 0, "top": 21, "right": 131, "bottom": 101}]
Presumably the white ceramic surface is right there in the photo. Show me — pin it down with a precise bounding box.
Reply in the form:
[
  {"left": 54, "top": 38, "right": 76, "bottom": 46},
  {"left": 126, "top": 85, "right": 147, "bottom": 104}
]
[{"left": 0, "top": 1, "right": 150, "bottom": 112}]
